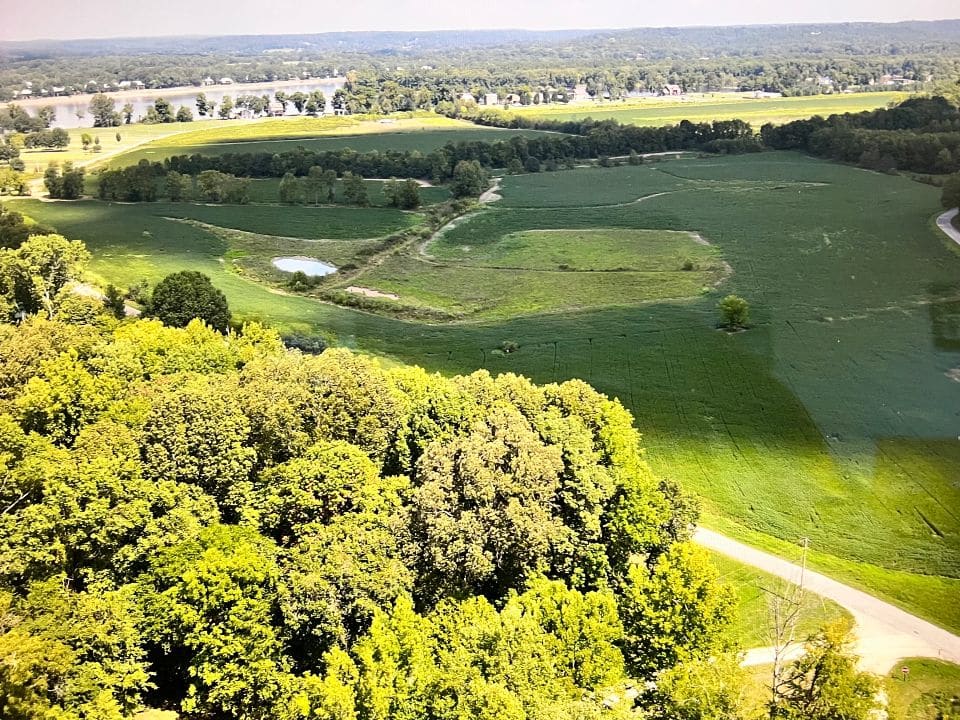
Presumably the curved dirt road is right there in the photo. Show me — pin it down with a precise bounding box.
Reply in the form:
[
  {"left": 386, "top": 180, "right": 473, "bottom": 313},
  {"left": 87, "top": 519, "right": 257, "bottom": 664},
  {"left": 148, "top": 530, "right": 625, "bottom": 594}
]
[
  {"left": 694, "top": 527, "right": 960, "bottom": 673},
  {"left": 937, "top": 208, "right": 960, "bottom": 248}
]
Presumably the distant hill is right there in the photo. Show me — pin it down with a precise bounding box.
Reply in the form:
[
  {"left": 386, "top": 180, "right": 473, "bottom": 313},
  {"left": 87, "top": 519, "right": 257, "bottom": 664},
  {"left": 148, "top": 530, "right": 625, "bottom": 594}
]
[{"left": 2, "top": 20, "right": 960, "bottom": 61}]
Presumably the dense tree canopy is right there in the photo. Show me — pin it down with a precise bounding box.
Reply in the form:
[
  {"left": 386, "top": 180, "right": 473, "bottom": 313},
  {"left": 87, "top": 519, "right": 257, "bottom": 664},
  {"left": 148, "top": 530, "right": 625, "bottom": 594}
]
[
  {"left": 0, "top": 303, "right": 741, "bottom": 719},
  {"left": 148, "top": 271, "right": 231, "bottom": 331}
]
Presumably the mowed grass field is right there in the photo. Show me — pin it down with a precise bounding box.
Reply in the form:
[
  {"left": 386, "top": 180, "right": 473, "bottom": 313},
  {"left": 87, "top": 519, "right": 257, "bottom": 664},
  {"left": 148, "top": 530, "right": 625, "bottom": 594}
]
[
  {"left": 353, "top": 226, "right": 725, "bottom": 319},
  {"left": 13, "top": 151, "right": 960, "bottom": 632},
  {"left": 98, "top": 115, "right": 559, "bottom": 168},
  {"left": 503, "top": 91, "right": 910, "bottom": 128},
  {"left": 884, "top": 659, "right": 960, "bottom": 719}
]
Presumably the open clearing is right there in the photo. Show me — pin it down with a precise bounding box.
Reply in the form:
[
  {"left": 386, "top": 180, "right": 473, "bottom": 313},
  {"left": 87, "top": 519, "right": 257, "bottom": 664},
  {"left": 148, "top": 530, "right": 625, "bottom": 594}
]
[
  {"left": 100, "top": 114, "right": 560, "bottom": 167},
  {"left": 14, "top": 151, "right": 960, "bottom": 633},
  {"left": 502, "top": 91, "right": 910, "bottom": 128}
]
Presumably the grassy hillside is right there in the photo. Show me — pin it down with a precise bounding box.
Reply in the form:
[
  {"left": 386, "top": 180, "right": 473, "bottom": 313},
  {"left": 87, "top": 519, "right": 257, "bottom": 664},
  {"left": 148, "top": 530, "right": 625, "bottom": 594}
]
[{"left": 13, "top": 151, "right": 960, "bottom": 632}]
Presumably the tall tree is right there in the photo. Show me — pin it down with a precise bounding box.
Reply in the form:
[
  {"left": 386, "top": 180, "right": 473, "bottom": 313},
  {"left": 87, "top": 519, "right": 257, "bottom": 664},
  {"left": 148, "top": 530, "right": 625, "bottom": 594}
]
[
  {"left": 88, "top": 93, "right": 119, "bottom": 127},
  {"left": 148, "top": 270, "right": 231, "bottom": 332}
]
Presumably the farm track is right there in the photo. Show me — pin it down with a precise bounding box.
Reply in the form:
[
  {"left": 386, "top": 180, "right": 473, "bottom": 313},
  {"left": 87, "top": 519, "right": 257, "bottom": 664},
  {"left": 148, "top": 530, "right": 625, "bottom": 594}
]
[
  {"left": 937, "top": 208, "right": 960, "bottom": 248},
  {"left": 695, "top": 527, "right": 960, "bottom": 674}
]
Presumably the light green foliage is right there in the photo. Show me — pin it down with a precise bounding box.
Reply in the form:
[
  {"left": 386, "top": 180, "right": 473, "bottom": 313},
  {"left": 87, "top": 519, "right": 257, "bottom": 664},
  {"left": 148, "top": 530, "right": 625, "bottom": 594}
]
[
  {"left": 652, "top": 653, "right": 754, "bottom": 720},
  {"left": 775, "top": 620, "right": 879, "bottom": 720},
  {"left": 139, "top": 524, "right": 293, "bottom": 720},
  {"left": 718, "top": 294, "right": 750, "bottom": 328},
  {"left": 883, "top": 658, "right": 960, "bottom": 720},
  {"left": 0, "top": 316, "right": 737, "bottom": 718},
  {"left": 0, "top": 233, "right": 89, "bottom": 320},
  {"left": 619, "top": 543, "right": 736, "bottom": 678}
]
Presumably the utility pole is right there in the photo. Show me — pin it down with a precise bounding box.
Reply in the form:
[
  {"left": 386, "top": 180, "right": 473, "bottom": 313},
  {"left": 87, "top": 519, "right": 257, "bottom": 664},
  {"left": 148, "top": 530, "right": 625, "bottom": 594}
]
[{"left": 799, "top": 536, "right": 810, "bottom": 591}]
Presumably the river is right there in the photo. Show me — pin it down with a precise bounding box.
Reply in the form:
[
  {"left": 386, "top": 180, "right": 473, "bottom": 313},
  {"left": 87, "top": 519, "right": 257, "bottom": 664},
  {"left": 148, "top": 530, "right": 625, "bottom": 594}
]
[{"left": 9, "top": 78, "right": 344, "bottom": 129}]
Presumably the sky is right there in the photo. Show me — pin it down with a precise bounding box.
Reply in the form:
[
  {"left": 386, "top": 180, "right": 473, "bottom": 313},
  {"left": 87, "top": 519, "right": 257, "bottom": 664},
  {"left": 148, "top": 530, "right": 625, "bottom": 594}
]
[{"left": 2, "top": 0, "right": 958, "bottom": 42}]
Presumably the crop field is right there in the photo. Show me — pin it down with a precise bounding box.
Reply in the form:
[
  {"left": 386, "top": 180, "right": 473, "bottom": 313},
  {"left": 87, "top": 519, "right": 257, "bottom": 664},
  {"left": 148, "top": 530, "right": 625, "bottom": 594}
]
[
  {"left": 504, "top": 91, "right": 911, "bottom": 128},
  {"left": 13, "top": 151, "right": 960, "bottom": 632},
  {"left": 100, "top": 115, "right": 559, "bottom": 168}
]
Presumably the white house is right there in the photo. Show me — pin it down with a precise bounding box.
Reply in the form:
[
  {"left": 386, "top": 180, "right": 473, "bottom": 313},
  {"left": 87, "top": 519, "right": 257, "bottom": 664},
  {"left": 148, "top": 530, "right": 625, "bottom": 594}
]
[
  {"left": 482, "top": 93, "right": 499, "bottom": 106},
  {"left": 219, "top": 77, "right": 235, "bottom": 85},
  {"left": 661, "top": 84, "right": 682, "bottom": 96}
]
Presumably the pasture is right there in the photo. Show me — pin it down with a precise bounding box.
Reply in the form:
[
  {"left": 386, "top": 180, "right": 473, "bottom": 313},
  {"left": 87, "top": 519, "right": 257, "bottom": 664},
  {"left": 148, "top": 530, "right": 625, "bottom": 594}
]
[
  {"left": 504, "top": 91, "right": 910, "bottom": 128},
  {"left": 884, "top": 659, "right": 960, "bottom": 719},
  {"left": 99, "top": 115, "right": 559, "bottom": 168},
  {"left": 13, "top": 151, "right": 960, "bottom": 633}
]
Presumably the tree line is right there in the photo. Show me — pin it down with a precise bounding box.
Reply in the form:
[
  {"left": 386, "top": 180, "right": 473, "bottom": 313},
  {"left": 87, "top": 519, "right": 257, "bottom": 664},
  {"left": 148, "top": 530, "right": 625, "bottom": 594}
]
[{"left": 761, "top": 96, "right": 960, "bottom": 174}]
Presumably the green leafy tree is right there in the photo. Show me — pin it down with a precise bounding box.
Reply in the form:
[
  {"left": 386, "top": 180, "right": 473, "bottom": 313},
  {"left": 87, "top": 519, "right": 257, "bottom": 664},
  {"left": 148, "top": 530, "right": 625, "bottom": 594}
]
[
  {"left": 88, "top": 93, "right": 120, "bottom": 127},
  {"left": 138, "top": 524, "right": 296, "bottom": 720},
  {"left": 195, "top": 92, "right": 212, "bottom": 117},
  {"left": 619, "top": 543, "right": 735, "bottom": 678},
  {"left": 0, "top": 233, "right": 89, "bottom": 319},
  {"left": 122, "top": 102, "right": 134, "bottom": 124},
  {"left": 148, "top": 270, "right": 231, "bottom": 331},
  {"left": 164, "top": 169, "right": 192, "bottom": 201},
  {"left": 175, "top": 105, "right": 193, "bottom": 122},
  {"left": 153, "top": 97, "right": 174, "bottom": 123},
  {"left": 103, "top": 284, "right": 126, "bottom": 318},
  {"left": 774, "top": 621, "right": 878, "bottom": 720},
  {"left": 279, "top": 171, "right": 305, "bottom": 204},
  {"left": 451, "top": 159, "right": 489, "bottom": 197},
  {"left": 651, "top": 654, "right": 752, "bottom": 720},
  {"left": 342, "top": 171, "right": 370, "bottom": 206},
  {"left": 218, "top": 94, "right": 234, "bottom": 119},
  {"left": 411, "top": 406, "right": 566, "bottom": 602},
  {"left": 718, "top": 294, "right": 750, "bottom": 329}
]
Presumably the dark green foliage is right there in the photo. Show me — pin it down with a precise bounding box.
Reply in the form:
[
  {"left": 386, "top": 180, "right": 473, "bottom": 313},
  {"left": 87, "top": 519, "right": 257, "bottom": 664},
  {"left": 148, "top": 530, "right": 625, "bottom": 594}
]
[
  {"left": 43, "top": 162, "right": 84, "bottom": 199},
  {"left": 450, "top": 159, "right": 488, "bottom": 197},
  {"left": 149, "top": 270, "right": 231, "bottom": 331},
  {"left": 103, "top": 284, "right": 125, "bottom": 319},
  {"left": 383, "top": 178, "right": 422, "bottom": 209},
  {"left": 342, "top": 171, "right": 370, "bottom": 206}
]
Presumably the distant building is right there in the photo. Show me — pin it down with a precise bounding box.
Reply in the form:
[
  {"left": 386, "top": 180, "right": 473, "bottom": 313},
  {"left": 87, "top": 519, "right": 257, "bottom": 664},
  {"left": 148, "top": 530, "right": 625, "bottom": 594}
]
[
  {"left": 661, "top": 84, "right": 682, "bottom": 96},
  {"left": 201, "top": 77, "right": 216, "bottom": 86},
  {"left": 219, "top": 77, "right": 234, "bottom": 85},
  {"left": 482, "top": 93, "right": 499, "bottom": 106},
  {"left": 504, "top": 93, "right": 521, "bottom": 105},
  {"left": 459, "top": 92, "right": 476, "bottom": 103},
  {"left": 19, "top": 88, "right": 32, "bottom": 97},
  {"left": 268, "top": 102, "right": 285, "bottom": 117}
]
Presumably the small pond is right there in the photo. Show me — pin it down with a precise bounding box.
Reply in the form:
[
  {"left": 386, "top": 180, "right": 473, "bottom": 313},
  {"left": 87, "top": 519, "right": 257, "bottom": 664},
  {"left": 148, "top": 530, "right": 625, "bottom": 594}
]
[{"left": 272, "top": 256, "right": 337, "bottom": 276}]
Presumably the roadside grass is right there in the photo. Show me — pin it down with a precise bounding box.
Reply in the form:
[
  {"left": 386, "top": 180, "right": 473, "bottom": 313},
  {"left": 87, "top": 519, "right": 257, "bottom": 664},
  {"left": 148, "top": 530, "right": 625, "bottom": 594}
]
[
  {"left": 13, "top": 152, "right": 960, "bottom": 632},
  {"left": 709, "top": 551, "right": 850, "bottom": 649},
  {"left": 501, "top": 91, "right": 910, "bottom": 128},
  {"left": 884, "top": 659, "right": 960, "bottom": 720}
]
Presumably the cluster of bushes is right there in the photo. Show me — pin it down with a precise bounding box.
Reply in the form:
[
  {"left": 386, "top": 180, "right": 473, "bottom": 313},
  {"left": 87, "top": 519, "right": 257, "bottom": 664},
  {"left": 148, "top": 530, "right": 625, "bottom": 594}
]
[
  {"left": 96, "top": 161, "right": 250, "bottom": 204},
  {"left": 43, "top": 161, "right": 85, "bottom": 199},
  {"left": 761, "top": 96, "right": 960, "bottom": 174}
]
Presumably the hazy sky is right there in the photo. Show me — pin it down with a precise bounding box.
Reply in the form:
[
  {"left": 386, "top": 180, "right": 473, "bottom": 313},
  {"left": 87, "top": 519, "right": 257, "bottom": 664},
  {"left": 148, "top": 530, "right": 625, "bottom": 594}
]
[{"left": 3, "top": 0, "right": 958, "bottom": 42}]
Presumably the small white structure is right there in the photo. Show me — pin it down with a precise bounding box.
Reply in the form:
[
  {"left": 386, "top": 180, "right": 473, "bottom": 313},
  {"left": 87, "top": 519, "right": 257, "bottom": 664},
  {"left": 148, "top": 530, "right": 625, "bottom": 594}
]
[
  {"left": 201, "top": 77, "right": 215, "bottom": 86},
  {"left": 662, "top": 84, "right": 683, "bottom": 96},
  {"left": 219, "top": 77, "right": 234, "bottom": 85},
  {"left": 459, "top": 92, "right": 476, "bottom": 103},
  {"left": 482, "top": 93, "right": 499, "bottom": 106}
]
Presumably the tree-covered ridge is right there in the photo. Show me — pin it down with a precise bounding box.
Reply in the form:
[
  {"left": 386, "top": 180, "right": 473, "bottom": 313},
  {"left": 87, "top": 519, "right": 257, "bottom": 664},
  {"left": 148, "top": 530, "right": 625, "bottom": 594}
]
[
  {"left": 0, "top": 315, "right": 740, "bottom": 719},
  {"left": 2, "top": 21, "right": 960, "bottom": 102}
]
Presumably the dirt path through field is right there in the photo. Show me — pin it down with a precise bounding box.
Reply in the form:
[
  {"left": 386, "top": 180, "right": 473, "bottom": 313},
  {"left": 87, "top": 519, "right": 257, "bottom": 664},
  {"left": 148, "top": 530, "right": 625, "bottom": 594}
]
[
  {"left": 937, "top": 208, "right": 960, "bottom": 248},
  {"left": 694, "top": 527, "right": 960, "bottom": 673}
]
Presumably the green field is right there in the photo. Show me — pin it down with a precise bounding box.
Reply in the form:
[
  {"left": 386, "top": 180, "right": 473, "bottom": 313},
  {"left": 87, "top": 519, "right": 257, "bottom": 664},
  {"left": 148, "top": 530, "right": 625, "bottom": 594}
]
[
  {"left": 13, "top": 151, "right": 960, "bottom": 632},
  {"left": 353, "top": 226, "right": 724, "bottom": 319},
  {"left": 100, "top": 115, "right": 558, "bottom": 168},
  {"left": 503, "top": 91, "right": 911, "bottom": 128},
  {"left": 884, "top": 659, "right": 960, "bottom": 719}
]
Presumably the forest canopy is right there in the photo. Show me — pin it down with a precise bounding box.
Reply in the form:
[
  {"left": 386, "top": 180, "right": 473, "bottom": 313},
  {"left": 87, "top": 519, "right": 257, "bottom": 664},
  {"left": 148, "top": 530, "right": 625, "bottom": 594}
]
[{"left": 0, "top": 311, "right": 738, "bottom": 720}]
